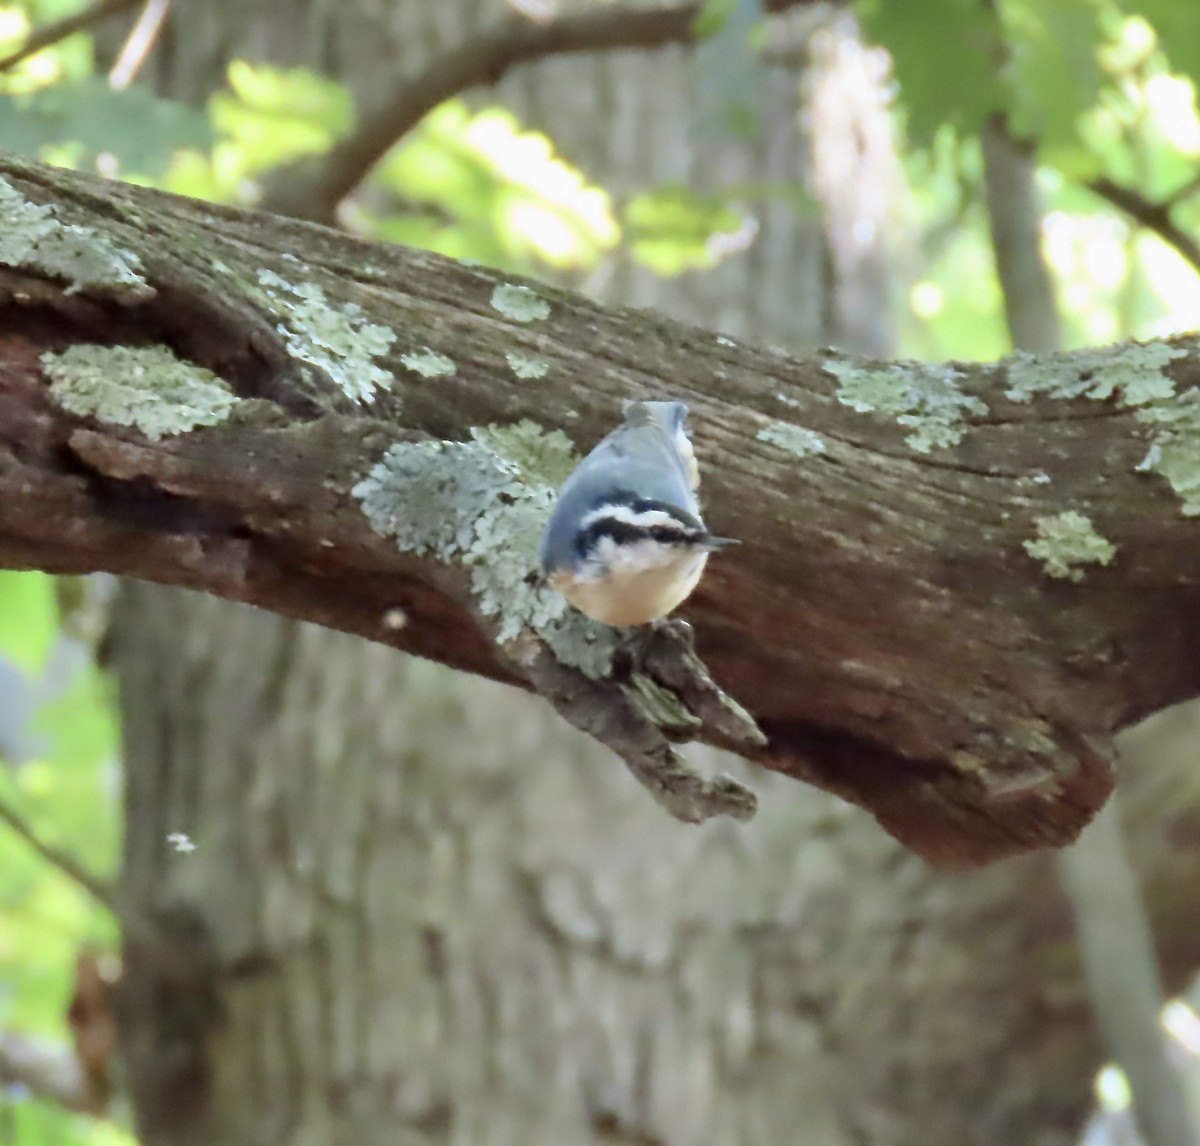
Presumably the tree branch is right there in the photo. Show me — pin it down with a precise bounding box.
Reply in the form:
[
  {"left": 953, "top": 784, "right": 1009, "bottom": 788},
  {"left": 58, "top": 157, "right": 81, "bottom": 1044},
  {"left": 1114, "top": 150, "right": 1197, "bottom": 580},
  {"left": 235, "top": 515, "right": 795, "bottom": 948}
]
[
  {"left": 0, "top": 1030, "right": 97, "bottom": 1114},
  {"left": 3, "top": 153, "right": 1200, "bottom": 866},
  {"left": 0, "top": 791, "right": 115, "bottom": 914},
  {"left": 107, "top": 0, "right": 169, "bottom": 90},
  {"left": 0, "top": 0, "right": 143, "bottom": 74},
  {"left": 1086, "top": 176, "right": 1200, "bottom": 277},
  {"left": 262, "top": 0, "right": 831, "bottom": 222},
  {"left": 981, "top": 115, "right": 1061, "bottom": 353},
  {"left": 1063, "top": 799, "right": 1199, "bottom": 1146}
]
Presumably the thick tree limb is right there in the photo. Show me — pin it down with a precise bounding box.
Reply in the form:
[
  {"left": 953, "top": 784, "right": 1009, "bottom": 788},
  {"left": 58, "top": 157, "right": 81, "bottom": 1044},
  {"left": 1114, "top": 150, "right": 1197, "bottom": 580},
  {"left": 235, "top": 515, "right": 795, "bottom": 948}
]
[
  {"left": 3, "top": 154, "right": 1200, "bottom": 866},
  {"left": 262, "top": 0, "right": 833, "bottom": 223}
]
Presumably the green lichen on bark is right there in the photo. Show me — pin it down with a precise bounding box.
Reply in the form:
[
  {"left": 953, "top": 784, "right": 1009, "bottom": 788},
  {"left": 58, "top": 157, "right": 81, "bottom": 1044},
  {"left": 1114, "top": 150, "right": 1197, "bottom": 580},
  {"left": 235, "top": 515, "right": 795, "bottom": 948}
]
[
  {"left": 0, "top": 176, "right": 149, "bottom": 298},
  {"left": 490, "top": 283, "right": 551, "bottom": 322},
  {"left": 353, "top": 422, "right": 609, "bottom": 663},
  {"left": 1024, "top": 511, "right": 1116, "bottom": 582},
  {"left": 1004, "top": 342, "right": 1182, "bottom": 405},
  {"left": 506, "top": 352, "right": 550, "bottom": 379},
  {"left": 42, "top": 344, "right": 238, "bottom": 439},
  {"left": 399, "top": 348, "right": 456, "bottom": 378},
  {"left": 1135, "top": 391, "right": 1200, "bottom": 515},
  {"left": 825, "top": 358, "right": 985, "bottom": 452},
  {"left": 256, "top": 269, "right": 395, "bottom": 403},
  {"left": 1005, "top": 339, "right": 1200, "bottom": 514},
  {"left": 470, "top": 420, "right": 577, "bottom": 487},
  {"left": 756, "top": 421, "right": 826, "bottom": 457}
]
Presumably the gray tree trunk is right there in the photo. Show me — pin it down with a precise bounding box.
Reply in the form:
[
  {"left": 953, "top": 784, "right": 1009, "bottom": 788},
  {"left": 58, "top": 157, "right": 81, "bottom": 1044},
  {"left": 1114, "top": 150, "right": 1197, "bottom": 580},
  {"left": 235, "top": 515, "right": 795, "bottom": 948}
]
[
  {"left": 114, "top": 591, "right": 1200, "bottom": 1146},
  {"left": 84, "top": 3, "right": 1200, "bottom": 1145}
]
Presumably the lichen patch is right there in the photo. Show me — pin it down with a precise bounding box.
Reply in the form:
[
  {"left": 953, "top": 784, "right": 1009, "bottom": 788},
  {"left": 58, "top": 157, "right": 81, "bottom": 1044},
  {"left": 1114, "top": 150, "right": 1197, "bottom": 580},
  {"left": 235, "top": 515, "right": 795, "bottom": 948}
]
[
  {"left": 1135, "top": 390, "right": 1200, "bottom": 515},
  {"left": 1004, "top": 343, "right": 1184, "bottom": 406},
  {"left": 756, "top": 421, "right": 826, "bottom": 457},
  {"left": 994, "top": 338, "right": 1200, "bottom": 515},
  {"left": 256, "top": 269, "right": 394, "bottom": 404},
  {"left": 42, "top": 344, "right": 238, "bottom": 439},
  {"left": 0, "top": 176, "right": 150, "bottom": 298},
  {"left": 400, "top": 348, "right": 456, "bottom": 378},
  {"left": 1024, "top": 511, "right": 1116, "bottom": 582},
  {"left": 353, "top": 423, "right": 607, "bottom": 665},
  {"left": 506, "top": 352, "right": 550, "bottom": 379},
  {"left": 491, "top": 283, "right": 551, "bottom": 323},
  {"left": 826, "top": 358, "right": 985, "bottom": 452}
]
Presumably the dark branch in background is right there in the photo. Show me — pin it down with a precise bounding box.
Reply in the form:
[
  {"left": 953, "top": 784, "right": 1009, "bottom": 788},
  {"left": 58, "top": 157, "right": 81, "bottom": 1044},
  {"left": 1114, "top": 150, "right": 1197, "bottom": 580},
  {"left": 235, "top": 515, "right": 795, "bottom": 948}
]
[
  {"left": 1164, "top": 170, "right": 1200, "bottom": 209},
  {"left": 0, "top": 791, "right": 115, "bottom": 913},
  {"left": 1087, "top": 176, "right": 1200, "bottom": 277},
  {"left": 0, "top": 0, "right": 143, "bottom": 74},
  {"left": 261, "top": 0, "right": 836, "bottom": 222},
  {"left": 0, "top": 780, "right": 178, "bottom": 967}
]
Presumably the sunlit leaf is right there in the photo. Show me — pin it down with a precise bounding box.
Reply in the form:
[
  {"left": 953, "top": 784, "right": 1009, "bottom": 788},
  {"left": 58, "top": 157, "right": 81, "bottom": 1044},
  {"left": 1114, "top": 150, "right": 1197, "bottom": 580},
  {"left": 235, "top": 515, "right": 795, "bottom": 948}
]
[
  {"left": 209, "top": 60, "right": 353, "bottom": 174},
  {"left": 0, "top": 572, "right": 56, "bottom": 676},
  {"left": 1131, "top": 1, "right": 1200, "bottom": 90},
  {"left": 373, "top": 101, "right": 618, "bottom": 271},
  {"left": 31, "top": 663, "right": 118, "bottom": 831},
  {"left": 624, "top": 183, "right": 747, "bottom": 274},
  {"left": 692, "top": 0, "right": 735, "bottom": 38}
]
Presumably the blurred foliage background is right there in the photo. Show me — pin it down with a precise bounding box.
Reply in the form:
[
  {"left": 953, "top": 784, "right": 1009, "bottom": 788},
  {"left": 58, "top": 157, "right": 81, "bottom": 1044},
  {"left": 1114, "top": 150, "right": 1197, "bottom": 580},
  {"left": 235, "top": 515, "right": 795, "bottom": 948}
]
[{"left": 0, "top": 0, "right": 1197, "bottom": 1141}]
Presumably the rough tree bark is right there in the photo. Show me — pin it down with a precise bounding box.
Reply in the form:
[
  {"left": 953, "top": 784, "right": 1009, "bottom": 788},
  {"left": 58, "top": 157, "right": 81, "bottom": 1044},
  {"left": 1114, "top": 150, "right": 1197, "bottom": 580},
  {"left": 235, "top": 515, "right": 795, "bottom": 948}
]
[
  {"left": 2, "top": 151, "right": 1200, "bottom": 866},
  {"left": 112, "top": 588, "right": 1200, "bottom": 1146},
  {"left": 107, "top": 583, "right": 1200, "bottom": 1146}
]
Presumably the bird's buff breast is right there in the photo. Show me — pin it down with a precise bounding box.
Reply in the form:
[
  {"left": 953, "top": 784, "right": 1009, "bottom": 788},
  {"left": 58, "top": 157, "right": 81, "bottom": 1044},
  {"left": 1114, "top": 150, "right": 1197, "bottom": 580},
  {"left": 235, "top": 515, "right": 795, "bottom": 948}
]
[{"left": 551, "top": 551, "right": 709, "bottom": 627}]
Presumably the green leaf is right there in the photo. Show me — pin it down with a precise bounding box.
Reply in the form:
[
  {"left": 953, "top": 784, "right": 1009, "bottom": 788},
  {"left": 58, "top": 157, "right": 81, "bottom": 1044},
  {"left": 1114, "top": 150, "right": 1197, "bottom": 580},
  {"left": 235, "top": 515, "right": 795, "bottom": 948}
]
[
  {"left": 209, "top": 60, "right": 353, "bottom": 174},
  {"left": 30, "top": 665, "right": 118, "bottom": 849},
  {"left": 372, "top": 101, "right": 618, "bottom": 270},
  {"left": 0, "top": 572, "right": 57, "bottom": 676},
  {"left": 623, "top": 183, "right": 746, "bottom": 274},
  {"left": 0, "top": 78, "right": 211, "bottom": 172},
  {"left": 692, "top": 0, "right": 736, "bottom": 39},
  {"left": 1131, "top": 1, "right": 1200, "bottom": 89},
  {"left": 1003, "top": 0, "right": 1105, "bottom": 149},
  {"left": 858, "top": 0, "right": 1007, "bottom": 143}
]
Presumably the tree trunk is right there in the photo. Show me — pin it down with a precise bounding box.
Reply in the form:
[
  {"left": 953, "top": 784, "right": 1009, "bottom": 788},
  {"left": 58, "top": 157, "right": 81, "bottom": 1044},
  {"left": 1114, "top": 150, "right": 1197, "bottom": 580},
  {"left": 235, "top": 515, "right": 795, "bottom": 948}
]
[{"left": 110, "top": 586, "right": 1200, "bottom": 1146}]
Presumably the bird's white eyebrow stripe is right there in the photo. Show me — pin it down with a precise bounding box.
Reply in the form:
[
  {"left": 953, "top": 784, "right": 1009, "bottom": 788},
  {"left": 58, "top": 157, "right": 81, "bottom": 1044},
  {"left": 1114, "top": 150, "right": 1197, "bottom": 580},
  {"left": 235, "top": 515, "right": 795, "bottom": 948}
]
[{"left": 578, "top": 504, "right": 693, "bottom": 532}]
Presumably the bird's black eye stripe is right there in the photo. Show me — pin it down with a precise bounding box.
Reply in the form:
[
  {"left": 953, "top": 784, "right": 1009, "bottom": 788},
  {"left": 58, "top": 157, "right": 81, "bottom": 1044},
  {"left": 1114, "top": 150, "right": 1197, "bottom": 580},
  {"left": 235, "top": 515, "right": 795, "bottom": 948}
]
[
  {"left": 574, "top": 517, "right": 710, "bottom": 559},
  {"left": 601, "top": 493, "right": 706, "bottom": 532}
]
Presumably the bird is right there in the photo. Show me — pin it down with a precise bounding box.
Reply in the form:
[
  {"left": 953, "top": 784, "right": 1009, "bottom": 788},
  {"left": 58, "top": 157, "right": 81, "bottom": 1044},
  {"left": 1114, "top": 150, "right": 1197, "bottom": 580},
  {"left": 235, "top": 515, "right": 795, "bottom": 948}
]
[{"left": 539, "top": 400, "right": 734, "bottom": 626}]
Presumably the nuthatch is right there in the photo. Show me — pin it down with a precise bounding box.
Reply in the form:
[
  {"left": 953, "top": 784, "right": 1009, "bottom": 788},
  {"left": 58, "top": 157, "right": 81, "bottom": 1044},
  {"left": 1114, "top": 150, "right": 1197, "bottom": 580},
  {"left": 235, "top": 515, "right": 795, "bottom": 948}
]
[{"left": 539, "top": 400, "right": 734, "bottom": 626}]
